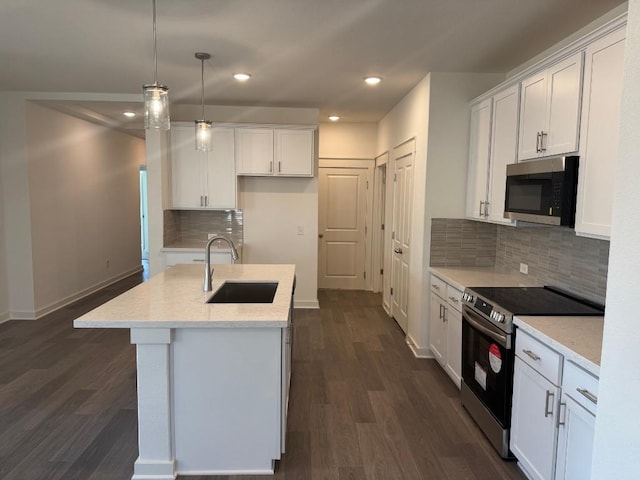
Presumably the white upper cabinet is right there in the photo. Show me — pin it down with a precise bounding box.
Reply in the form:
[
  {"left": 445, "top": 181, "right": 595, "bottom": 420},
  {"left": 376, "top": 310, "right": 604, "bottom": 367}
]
[
  {"left": 170, "top": 124, "right": 237, "bottom": 210},
  {"left": 236, "top": 127, "right": 315, "bottom": 177},
  {"left": 467, "top": 85, "right": 519, "bottom": 224},
  {"left": 574, "top": 27, "right": 626, "bottom": 239},
  {"left": 518, "top": 52, "right": 583, "bottom": 161},
  {"left": 487, "top": 84, "right": 520, "bottom": 224},
  {"left": 466, "top": 98, "right": 492, "bottom": 220}
]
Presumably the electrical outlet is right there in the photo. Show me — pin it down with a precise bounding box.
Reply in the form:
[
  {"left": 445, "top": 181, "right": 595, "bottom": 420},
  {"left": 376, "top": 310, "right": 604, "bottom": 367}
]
[
  {"left": 296, "top": 226, "right": 304, "bottom": 236},
  {"left": 520, "top": 262, "right": 528, "bottom": 275}
]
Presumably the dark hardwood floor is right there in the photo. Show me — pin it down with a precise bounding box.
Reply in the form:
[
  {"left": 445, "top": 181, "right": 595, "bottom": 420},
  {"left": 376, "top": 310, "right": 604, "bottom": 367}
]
[{"left": 0, "top": 276, "right": 525, "bottom": 480}]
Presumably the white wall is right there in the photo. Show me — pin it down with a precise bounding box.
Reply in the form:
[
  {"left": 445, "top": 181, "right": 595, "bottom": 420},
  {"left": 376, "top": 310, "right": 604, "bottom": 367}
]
[
  {"left": 239, "top": 177, "right": 318, "bottom": 307},
  {"left": 377, "top": 72, "right": 503, "bottom": 353},
  {"left": 0, "top": 158, "right": 8, "bottom": 323},
  {"left": 318, "top": 122, "right": 378, "bottom": 159},
  {"left": 25, "top": 102, "right": 144, "bottom": 316},
  {"left": 592, "top": 0, "right": 640, "bottom": 475}
]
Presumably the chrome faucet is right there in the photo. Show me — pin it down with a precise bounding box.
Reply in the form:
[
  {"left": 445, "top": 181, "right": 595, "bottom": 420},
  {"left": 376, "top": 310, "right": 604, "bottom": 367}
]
[{"left": 204, "top": 235, "right": 239, "bottom": 292}]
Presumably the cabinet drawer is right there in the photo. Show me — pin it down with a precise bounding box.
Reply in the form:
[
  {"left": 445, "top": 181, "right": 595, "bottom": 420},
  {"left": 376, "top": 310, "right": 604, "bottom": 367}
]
[
  {"left": 430, "top": 274, "right": 447, "bottom": 297},
  {"left": 446, "top": 284, "right": 463, "bottom": 312},
  {"left": 562, "top": 361, "right": 599, "bottom": 415},
  {"left": 515, "top": 329, "right": 562, "bottom": 385}
]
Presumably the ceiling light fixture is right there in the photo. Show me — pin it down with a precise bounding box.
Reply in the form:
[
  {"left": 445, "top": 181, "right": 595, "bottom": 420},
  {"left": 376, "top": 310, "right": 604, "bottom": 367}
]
[
  {"left": 328, "top": 115, "right": 340, "bottom": 122},
  {"left": 364, "top": 76, "right": 382, "bottom": 86},
  {"left": 123, "top": 111, "right": 136, "bottom": 118},
  {"left": 142, "top": 0, "right": 170, "bottom": 130},
  {"left": 233, "top": 73, "right": 251, "bottom": 82},
  {"left": 195, "top": 52, "right": 213, "bottom": 152}
]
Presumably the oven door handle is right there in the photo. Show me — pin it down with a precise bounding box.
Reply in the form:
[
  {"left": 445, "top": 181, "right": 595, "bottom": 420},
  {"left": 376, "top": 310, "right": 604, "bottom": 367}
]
[{"left": 463, "top": 308, "right": 508, "bottom": 348}]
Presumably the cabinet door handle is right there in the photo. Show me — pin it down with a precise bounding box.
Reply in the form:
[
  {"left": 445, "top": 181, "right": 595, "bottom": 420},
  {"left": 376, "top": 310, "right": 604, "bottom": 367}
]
[
  {"left": 270, "top": 161, "right": 273, "bottom": 173},
  {"left": 577, "top": 388, "right": 598, "bottom": 405},
  {"left": 522, "top": 349, "right": 541, "bottom": 361},
  {"left": 479, "top": 200, "right": 485, "bottom": 217},
  {"left": 536, "top": 131, "right": 541, "bottom": 153},
  {"left": 204, "top": 195, "right": 208, "bottom": 207},
  {"left": 278, "top": 161, "right": 281, "bottom": 173},
  {"left": 432, "top": 284, "right": 440, "bottom": 291},
  {"left": 540, "top": 131, "right": 548, "bottom": 152},
  {"left": 484, "top": 201, "right": 489, "bottom": 217},
  {"left": 448, "top": 296, "right": 459, "bottom": 304},
  {"left": 443, "top": 306, "right": 447, "bottom": 322},
  {"left": 394, "top": 247, "right": 403, "bottom": 254},
  {"left": 557, "top": 401, "right": 567, "bottom": 426},
  {"left": 544, "top": 390, "right": 554, "bottom": 417},
  {"left": 438, "top": 304, "right": 443, "bottom": 320}
]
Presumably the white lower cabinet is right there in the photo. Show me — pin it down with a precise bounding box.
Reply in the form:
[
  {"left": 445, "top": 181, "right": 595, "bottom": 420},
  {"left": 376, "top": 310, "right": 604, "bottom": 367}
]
[
  {"left": 555, "top": 360, "right": 599, "bottom": 480},
  {"left": 511, "top": 356, "right": 560, "bottom": 480},
  {"left": 512, "top": 328, "right": 600, "bottom": 480},
  {"left": 428, "top": 274, "right": 462, "bottom": 388}
]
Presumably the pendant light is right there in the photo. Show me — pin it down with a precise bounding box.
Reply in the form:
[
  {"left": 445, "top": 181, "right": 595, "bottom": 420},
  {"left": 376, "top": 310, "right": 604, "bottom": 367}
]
[
  {"left": 143, "top": 0, "right": 170, "bottom": 130},
  {"left": 194, "top": 52, "right": 213, "bottom": 152}
]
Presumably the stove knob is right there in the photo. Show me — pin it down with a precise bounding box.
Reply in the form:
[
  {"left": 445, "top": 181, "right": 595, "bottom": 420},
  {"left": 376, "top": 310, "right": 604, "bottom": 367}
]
[
  {"left": 490, "top": 310, "right": 496, "bottom": 320},
  {"left": 496, "top": 313, "right": 505, "bottom": 323}
]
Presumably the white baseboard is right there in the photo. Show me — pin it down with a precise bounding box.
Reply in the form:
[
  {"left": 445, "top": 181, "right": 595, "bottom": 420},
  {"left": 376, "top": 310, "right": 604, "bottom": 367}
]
[
  {"left": 10, "top": 266, "right": 143, "bottom": 321},
  {"left": 0, "top": 310, "right": 10, "bottom": 324},
  {"left": 406, "top": 334, "right": 433, "bottom": 358},
  {"left": 294, "top": 299, "right": 319, "bottom": 309}
]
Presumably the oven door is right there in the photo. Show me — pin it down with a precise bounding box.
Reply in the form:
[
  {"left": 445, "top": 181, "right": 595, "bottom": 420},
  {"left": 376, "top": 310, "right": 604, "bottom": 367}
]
[{"left": 462, "top": 305, "right": 514, "bottom": 428}]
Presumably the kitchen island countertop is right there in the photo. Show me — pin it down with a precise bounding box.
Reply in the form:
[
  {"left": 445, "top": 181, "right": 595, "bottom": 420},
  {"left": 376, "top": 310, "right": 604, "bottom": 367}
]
[{"left": 73, "top": 263, "right": 295, "bottom": 329}]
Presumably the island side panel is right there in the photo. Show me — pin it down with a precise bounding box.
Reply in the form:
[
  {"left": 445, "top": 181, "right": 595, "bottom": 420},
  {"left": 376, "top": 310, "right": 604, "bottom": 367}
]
[
  {"left": 172, "top": 327, "right": 282, "bottom": 475},
  {"left": 130, "top": 328, "right": 176, "bottom": 480}
]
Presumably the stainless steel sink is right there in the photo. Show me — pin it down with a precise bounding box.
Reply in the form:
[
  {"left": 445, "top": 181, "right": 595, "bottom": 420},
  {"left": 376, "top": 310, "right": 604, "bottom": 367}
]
[{"left": 206, "top": 281, "right": 278, "bottom": 304}]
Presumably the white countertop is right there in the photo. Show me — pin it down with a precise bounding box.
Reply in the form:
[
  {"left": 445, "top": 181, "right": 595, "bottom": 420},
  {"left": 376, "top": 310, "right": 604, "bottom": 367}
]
[
  {"left": 73, "top": 264, "right": 294, "bottom": 329},
  {"left": 514, "top": 315, "right": 604, "bottom": 377},
  {"left": 429, "top": 266, "right": 539, "bottom": 292}
]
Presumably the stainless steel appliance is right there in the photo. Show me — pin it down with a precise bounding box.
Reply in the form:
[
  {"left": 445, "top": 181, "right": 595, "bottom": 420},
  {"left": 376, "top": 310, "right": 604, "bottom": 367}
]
[
  {"left": 504, "top": 156, "right": 579, "bottom": 226},
  {"left": 460, "top": 286, "right": 604, "bottom": 459}
]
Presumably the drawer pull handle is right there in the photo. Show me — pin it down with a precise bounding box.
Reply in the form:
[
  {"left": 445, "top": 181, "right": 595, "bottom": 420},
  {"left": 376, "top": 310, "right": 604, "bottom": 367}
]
[
  {"left": 577, "top": 388, "right": 598, "bottom": 405},
  {"left": 544, "top": 390, "right": 554, "bottom": 417},
  {"left": 432, "top": 284, "right": 440, "bottom": 290},
  {"left": 192, "top": 259, "right": 206, "bottom": 263},
  {"left": 523, "top": 349, "right": 541, "bottom": 361},
  {"left": 448, "top": 296, "right": 459, "bottom": 303}
]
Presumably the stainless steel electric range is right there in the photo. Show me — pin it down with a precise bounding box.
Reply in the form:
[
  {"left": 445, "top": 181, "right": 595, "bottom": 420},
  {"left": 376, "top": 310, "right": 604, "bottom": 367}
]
[{"left": 460, "top": 286, "right": 604, "bottom": 459}]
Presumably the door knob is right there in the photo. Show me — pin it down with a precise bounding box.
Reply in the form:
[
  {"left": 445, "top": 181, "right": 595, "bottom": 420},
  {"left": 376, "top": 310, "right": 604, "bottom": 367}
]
[{"left": 394, "top": 248, "right": 403, "bottom": 254}]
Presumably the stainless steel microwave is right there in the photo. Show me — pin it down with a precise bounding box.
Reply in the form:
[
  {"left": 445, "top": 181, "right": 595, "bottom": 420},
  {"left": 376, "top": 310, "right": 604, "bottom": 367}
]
[{"left": 503, "top": 156, "right": 579, "bottom": 226}]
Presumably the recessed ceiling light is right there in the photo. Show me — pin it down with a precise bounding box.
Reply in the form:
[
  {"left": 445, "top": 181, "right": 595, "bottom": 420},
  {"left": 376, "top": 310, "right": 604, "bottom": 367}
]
[
  {"left": 328, "top": 115, "right": 340, "bottom": 122},
  {"left": 364, "top": 76, "right": 382, "bottom": 86},
  {"left": 233, "top": 73, "right": 252, "bottom": 82},
  {"left": 123, "top": 111, "right": 136, "bottom": 118}
]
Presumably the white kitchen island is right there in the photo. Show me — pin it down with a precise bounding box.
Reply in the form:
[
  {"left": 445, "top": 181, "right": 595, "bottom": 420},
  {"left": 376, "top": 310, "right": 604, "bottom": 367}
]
[{"left": 74, "top": 264, "right": 295, "bottom": 480}]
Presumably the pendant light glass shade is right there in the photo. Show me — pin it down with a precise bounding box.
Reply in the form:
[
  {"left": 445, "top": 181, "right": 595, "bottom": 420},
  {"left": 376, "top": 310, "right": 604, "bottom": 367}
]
[
  {"left": 143, "top": 0, "right": 170, "bottom": 130},
  {"left": 143, "top": 84, "right": 170, "bottom": 130},
  {"left": 194, "top": 52, "right": 213, "bottom": 151},
  {"left": 195, "top": 120, "right": 213, "bottom": 151}
]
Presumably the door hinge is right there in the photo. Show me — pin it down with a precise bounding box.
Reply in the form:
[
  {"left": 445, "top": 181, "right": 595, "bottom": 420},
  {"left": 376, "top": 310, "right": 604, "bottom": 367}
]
[
  {"left": 380, "top": 268, "right": 383, "bottom": 275},
  {"left": 394, "top": 173, "right": 397, "bottom": 182},
  {"left": 381, "top": 223, "right": 385, "bottom": 231},
  {"left": 366, "top": 180, "right": 369, "bottom": 189},
  {"left": 390, "top": 287, "right": 394, "bottom": 296},
  {"left": 391, "top": 231, "right": 395, "bottom": 240},
  {"left": 365, "top": 225, "right": 367, "bottom": 234},
  {"left": 364, "top": 271, "right": 366, "bottom": 279}
]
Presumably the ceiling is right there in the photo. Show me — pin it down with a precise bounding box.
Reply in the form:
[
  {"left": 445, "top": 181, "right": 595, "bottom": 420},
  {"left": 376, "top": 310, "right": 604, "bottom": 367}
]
[{"left": 0, "top": 0, "right": 626, "bottom": 132}]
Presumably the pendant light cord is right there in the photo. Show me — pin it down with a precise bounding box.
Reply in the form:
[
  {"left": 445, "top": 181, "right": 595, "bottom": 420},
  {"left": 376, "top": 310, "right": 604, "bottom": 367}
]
[
  {"left": 201, "top": 58, "right": 205, "bottom": 120},
  {"left": 152, "top": 0, "right": 158, "bottom": 85}
]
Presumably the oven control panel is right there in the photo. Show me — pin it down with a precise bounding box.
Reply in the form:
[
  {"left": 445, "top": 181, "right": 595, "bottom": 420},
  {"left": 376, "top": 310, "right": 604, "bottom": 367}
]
[{"left": 463, "top": 289, "right": 512, "bottom": 327}]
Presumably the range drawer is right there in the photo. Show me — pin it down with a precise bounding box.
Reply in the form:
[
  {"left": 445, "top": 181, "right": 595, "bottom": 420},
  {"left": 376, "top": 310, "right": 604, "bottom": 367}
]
[
  {"left": 430, "top": 274, "right": 447, "bottom": 297},
  {"left": 562, "top": 360, "right": 599, "bottom": 415},
  {"left": 515, "top": 329, "right": 563, "bottom": 385}
]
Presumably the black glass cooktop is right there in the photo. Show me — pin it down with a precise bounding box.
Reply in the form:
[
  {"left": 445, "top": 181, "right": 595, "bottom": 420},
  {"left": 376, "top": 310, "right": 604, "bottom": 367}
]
[{"left": 468, "top": 286, "right": 604, "bottom": 316}]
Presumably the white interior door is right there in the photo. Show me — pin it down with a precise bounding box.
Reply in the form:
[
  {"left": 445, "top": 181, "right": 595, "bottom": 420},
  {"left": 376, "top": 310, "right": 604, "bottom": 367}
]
[
  {"left": 390, "top": 144, "right": 414, "bottom": 333},
  {"left": 318, "top": 163, "right": 372, "bottom": 289}
]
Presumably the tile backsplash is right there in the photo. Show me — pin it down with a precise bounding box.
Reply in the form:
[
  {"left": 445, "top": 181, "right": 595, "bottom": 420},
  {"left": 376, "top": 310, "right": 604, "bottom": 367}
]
[
  {"left": 163, "top": 210, "right": 244, "bottom": 247},
  {"left": 431, "top": 218, "right": 609, "bottom": 303}
]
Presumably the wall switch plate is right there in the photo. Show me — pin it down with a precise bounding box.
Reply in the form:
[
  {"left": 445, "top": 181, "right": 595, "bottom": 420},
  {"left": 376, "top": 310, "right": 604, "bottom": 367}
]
[
  {"left": 520, "top": 263, "right": 528, "bottom": 274},
  {"left": 296, "top": 226, "right": 304, "bottom": 236}
]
